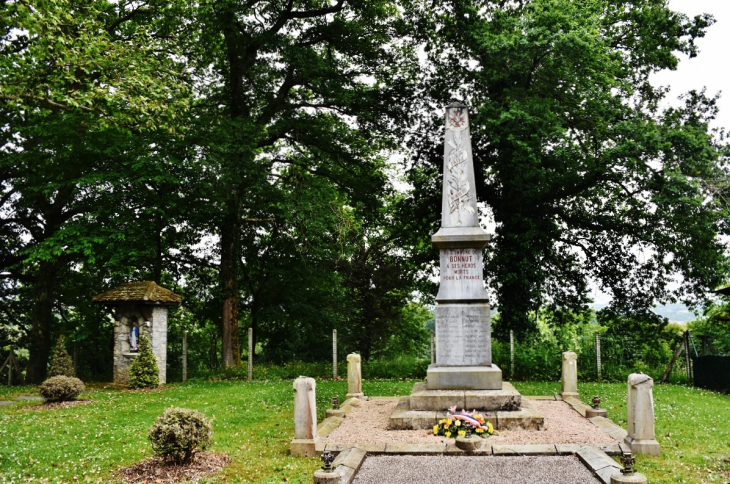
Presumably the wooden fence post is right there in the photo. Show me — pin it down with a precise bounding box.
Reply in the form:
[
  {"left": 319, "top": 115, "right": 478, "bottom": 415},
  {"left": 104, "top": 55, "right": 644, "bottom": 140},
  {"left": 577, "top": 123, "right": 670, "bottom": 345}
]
[
  {"left": 248, "top": 327, "right": 253, "bottom": 381},
  {"left": 332, "top": 329, "right": 337, "bottom": 379},
  {"left": 430, "top": 330, "right": 435, "bottom": 364},
  {"left": 182, "top": 331, "right": 188, "bottom": 382},
  {"left": 0, "top": 346, "right": 23, "bottom": 386},
  {"left": 684, "top": 331, "right": 692, "bottom": 381},
  {"left": 595, "top": 332, "right": 601, "bottom": 382}
]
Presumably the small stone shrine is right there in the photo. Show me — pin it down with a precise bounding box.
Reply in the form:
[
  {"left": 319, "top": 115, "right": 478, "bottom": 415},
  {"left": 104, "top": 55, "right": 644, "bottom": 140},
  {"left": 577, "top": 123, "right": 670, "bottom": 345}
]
[
  {"left": 391, "top": 103, "right": 542, "bottom": 430},
  {"left": 93, "top": 281, "right": 182, "bottom": 385}
]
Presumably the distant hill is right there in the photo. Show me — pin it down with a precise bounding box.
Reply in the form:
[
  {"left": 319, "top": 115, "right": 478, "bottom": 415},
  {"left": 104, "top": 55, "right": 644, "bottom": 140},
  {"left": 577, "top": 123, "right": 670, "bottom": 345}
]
[{"left": 591, "top": 303, "right": 697, "bottom": 323}]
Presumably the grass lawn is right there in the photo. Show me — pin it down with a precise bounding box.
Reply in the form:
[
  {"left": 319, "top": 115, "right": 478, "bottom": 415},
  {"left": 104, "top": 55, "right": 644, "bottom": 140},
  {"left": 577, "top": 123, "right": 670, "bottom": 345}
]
[
  {"left": 514, "top": 381, "right": 730, "bottom": 484},
  {"left": 0, "top": 379, "right": 727, "bottom": 483}
]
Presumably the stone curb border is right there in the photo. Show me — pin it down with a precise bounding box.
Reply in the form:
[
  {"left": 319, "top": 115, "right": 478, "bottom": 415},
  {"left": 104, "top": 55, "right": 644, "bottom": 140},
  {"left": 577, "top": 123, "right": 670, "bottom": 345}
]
[
  {"left": 311, "top": 395, "right": 631, "bottom": 483},
  {"left": 323, "top": 444, "right": 624, "bottom": 484}
]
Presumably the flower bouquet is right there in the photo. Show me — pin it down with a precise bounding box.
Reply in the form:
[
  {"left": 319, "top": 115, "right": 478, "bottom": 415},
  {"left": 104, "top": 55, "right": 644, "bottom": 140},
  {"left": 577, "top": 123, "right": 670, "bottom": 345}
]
[{"left": 433, "top": 406, "right": 494, "bottom": 438}]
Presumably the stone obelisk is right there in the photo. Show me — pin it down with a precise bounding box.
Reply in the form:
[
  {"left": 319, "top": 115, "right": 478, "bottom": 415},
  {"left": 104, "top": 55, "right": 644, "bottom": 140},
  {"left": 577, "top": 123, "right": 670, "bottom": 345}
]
[{"left": 428, "top": 102, "right": 502, "bottom": 390}]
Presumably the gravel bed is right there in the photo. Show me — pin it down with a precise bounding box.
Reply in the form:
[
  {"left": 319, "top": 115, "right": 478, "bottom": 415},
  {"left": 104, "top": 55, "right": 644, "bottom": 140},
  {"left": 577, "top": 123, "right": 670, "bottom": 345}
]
[
  {"left": 324, "top": 399, "right": 617, "bottom": 445},
  {"left": 352, "top": 455, "right": 601, "bottom": 483}
]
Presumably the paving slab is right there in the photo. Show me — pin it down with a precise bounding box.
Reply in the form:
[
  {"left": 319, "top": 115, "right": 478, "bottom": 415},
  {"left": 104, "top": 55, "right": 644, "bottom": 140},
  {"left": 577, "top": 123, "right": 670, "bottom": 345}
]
[
  {"left": 317, "top": 417, "right": 345, "bottom": 438},
  {"left": 0, "top": 401, "right": 16, "bottom": 406},
  {"left": 384, "top": 443, "right": 447, "bottom": 454},
  {"left": 15, "top": 396, "right": 43, "bottom": 401},
  {"left": 556, "top": 443, "right": 585, "bottom": 455},
  {"left": 576, "top": 445, "right": 623, "bottom": 484},
  {"left": 492, "top": 444, "right": 557, "bottom": 456},
  {"left": 335, "top": 446, "right": 368, "bottom": 471},
  {"left": 324, "top": 442, "right": 355, "bottom": 452},
  {"left": 524, "top": 395, "right": 557, "bottom": 400}
]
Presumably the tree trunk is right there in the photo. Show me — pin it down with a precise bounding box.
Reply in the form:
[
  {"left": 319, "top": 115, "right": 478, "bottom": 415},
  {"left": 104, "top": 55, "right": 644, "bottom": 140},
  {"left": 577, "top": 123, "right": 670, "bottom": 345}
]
[
  {"left": 154, "top": 211, "right": 163, "bottom": 284},
  {"left": 26, "top": 263, "right": 56, "bottom": 383},
  {"left": 220, "top": 192, "right": 241, "bottom": 368}
]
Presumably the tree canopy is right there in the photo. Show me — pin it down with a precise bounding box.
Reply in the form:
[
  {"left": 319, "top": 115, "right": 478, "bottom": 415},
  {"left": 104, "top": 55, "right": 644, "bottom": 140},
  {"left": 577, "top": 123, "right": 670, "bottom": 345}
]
[
  {"left": 403, "top": 0, "right": 729, "bottom": 338},
  {"left": 1, "top": 0, "right": 728, "bottom": 378}
]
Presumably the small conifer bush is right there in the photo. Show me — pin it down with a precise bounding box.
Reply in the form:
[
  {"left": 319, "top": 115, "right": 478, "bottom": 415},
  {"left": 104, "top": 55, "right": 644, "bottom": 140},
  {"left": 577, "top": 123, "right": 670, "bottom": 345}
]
[
  {"left": 48, "top": 335, "right": 75, "bottom": 377},
  {"left": 39, "top": 375, "right": 85, "bottom": 402},
  {"left": 148, "top": 407, "right": 213, "bottom": 464},
  {"left": 129, "top": 335, "right": 159, "bottom": 388}
]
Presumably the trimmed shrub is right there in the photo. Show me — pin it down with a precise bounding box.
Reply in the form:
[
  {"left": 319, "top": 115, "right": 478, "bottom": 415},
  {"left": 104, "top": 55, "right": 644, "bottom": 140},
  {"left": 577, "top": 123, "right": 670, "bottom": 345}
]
[
  {"left": 148, "top": 407, "right": 213, "bottom": 464},
  {"left": 48, "top": 335, "right": 74, "bottom": 377},
  {"left": 129, "top": 335, "right": 159, "bottom": 388},
  {"left": 39, "top": 375, "right": 85, "bottom": 402}
]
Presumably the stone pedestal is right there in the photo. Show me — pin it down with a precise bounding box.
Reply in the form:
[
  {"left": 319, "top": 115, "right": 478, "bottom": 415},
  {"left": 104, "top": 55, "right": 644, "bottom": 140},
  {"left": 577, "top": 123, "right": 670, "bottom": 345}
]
[
  {"left": 313, "top": 470, "right": 340, "bottom": 484},
  {"left": 610, "top": 472, "right": 648, "bottom": 484},
  {"left": 291, "top": 376, "right": 317, "bottom": 457},
  {"left": 624, "top": 373, "right": 660, "bottom": 456},
  {"left": 346, "top": 353, "right": 364, "bottom": 399},
  {"left": 586, "top": 407, "right": 608, "bottom": 418},
  {"left": 561, "top": 351, "right": 578, "bottom": 398},
  {"left": 455, "top": 436, "right": 481, "bottom": 452}
]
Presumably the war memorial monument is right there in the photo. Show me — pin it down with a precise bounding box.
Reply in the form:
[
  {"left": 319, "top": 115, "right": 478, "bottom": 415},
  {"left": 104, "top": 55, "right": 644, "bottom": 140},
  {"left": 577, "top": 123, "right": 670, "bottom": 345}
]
[{"left": 390, "top": 103, "right": 543, "bottom": 429}]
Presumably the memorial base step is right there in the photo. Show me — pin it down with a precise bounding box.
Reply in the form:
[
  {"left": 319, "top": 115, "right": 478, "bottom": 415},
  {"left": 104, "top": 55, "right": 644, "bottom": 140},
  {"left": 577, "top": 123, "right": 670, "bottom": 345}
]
[
  {"left": 427, "top": 364, "right": 503, "bottom": 390},
  {"left": 411, "top": 381, "right": 521, "bottom": 411},
  {"left": 388, "top": 396, "right": 544, "bottom": 431}
]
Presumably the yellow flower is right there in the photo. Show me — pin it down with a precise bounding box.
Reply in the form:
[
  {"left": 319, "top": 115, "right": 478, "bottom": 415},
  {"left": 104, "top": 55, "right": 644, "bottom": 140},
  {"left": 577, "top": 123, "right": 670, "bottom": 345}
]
[
  {"left": 439, "top": 419, "right": 446, "bottom": 425},
  {"left": 446, "top": 419, "right": 453, "bottom": 427},
  {"left": 433, "top": 425, "right": 439, "bottom": 435},
  {"left": 487, "top": 423, "right": 494, "bottom": 433},
  {"left": 476, "top": 428, "right": 484, "bottom": 434},
  {"left": 445, "top": 431, "right": 451, "bottom": 438},
  {"left": 458, "top": 430, "right": 466, "bottom": 437}
]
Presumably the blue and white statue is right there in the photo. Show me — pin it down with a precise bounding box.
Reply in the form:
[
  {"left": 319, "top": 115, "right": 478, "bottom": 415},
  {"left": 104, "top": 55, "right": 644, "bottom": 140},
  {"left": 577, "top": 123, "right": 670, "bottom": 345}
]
[{"left": 129, "top": 323, "right": 140, "bottom": 352}]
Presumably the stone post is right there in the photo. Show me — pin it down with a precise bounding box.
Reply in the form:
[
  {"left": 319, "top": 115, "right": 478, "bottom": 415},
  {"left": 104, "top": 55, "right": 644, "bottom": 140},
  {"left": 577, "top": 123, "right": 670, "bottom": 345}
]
[
  {"left": 291, "top": 376, "right": 317, "bottom": 457},
  {"left": 624, "top": 373, "right": 660, "bottom": 455},
  {"left": 346, "top": 353, "right": 364, "bottom": 399},
  {"left": 248, "top": 327, "right": 253, "bottom": 381},
  {"left": 561, "top": 351, "right": 579, "bottom": 398},
  {"left": 332, "top": 329, "right": 337, "bottom": 379}
]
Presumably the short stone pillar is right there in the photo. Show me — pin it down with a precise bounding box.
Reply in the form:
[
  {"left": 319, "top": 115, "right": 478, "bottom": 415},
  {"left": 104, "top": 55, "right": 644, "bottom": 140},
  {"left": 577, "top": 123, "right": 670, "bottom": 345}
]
[
  {"left": 624, "top": 373, "right": 660, "bottom": 455},
  {"left": 610, "top": 472, "right": 648, "bottom": 484},
  {"left": 346, "top": 353, "right": 364, "bottom": 399},
  {"left": 561, "top": 351, "right": 579, "bottom": 398},
  {"left": 291, "top": 376, "right": 317, "bottom": 457},
  {"left": 313, "top": 469, "right": 340, "bottom": 484}
]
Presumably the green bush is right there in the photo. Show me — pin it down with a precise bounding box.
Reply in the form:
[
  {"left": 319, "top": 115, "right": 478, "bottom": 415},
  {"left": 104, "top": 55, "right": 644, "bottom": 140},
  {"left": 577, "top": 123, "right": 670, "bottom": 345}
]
[
  {"left": 39, "top": 375, "right": 85, "bottom": 402},
  {"left": 148, "top": 407, "right": 213, "bottom": 464},
  {"left": 48, "top": 335, "right": 74, "bottom": 377},
  {"left": 129, "top": 336, "right": 159, "bottom": 388}
]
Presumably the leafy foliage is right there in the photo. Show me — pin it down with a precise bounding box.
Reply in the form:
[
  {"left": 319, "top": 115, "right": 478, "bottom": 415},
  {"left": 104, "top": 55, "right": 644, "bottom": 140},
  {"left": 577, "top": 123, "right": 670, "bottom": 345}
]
[
  {"left": 48, "top": 335, "right": 74, "bottom": 377},
  {"left": 148, "top": 407, "right": 213, "bottom": 464},
  {"left": 404, "top": 0, "right": 730, "bottom": 338},
  {"left": 128, "top": 336, "right": 159, "bottom": 389},
  {"left": 38, "top": 375, "right": 85, "bottom": 402}
]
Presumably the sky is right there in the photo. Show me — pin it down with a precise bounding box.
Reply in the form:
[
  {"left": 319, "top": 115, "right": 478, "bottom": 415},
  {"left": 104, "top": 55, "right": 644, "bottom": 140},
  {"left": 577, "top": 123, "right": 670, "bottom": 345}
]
[
  {"left": 589, "top": 0, "right": 730, "bottom": 308},
  {"left": 650, "top": 0, "right": 730, "bottom": 133}
]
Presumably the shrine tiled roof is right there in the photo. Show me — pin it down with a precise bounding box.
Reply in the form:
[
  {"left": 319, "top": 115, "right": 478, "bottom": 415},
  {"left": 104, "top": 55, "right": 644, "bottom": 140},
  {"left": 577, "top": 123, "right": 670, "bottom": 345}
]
[{"left": 92, "top": 281, "right": 182, "bottom": 305}]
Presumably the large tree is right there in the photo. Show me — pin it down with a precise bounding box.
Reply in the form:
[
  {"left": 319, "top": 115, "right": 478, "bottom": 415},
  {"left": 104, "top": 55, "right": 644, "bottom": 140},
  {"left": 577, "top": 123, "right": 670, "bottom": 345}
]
[
  {"left": 0, "top": 0, "right": 190, "bottom": 380},
  {"left": 182, "top": 0, "right": 417, "bottom": 366},
  {"left": 404, "top": 0, "right": 729, "bottom": 338}
]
